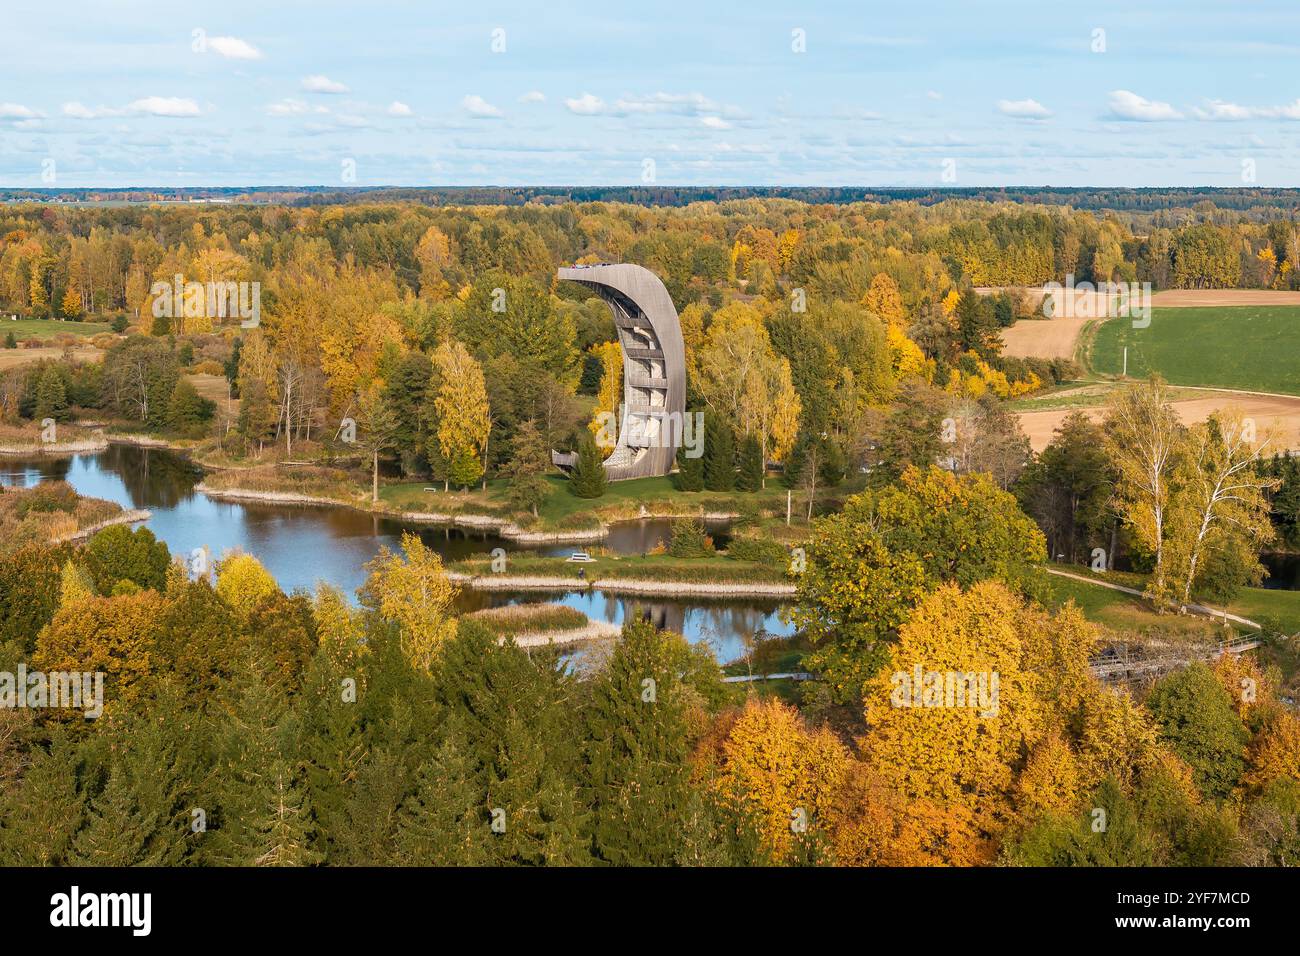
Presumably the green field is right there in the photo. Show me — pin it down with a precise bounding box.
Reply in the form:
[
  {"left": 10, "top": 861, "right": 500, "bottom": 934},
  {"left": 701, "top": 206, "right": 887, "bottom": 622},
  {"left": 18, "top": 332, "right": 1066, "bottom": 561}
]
[
  {"left": 1091, "top": 306, "right": 1300, "bottom": 395},
  {"left": 1, "top": 318, "right": 110, "bottom": 340}
]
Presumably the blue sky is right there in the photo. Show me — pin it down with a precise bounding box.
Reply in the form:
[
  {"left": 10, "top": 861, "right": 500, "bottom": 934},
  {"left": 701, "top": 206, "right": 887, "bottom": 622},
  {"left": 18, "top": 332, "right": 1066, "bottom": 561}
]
[{"left": 3, "top": 0, "right": 1300, "bottom": 187}]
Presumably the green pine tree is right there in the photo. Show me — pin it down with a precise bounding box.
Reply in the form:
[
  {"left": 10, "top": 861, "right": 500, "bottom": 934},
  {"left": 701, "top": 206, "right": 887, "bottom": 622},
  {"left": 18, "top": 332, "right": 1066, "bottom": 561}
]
[
  {"left": 568, "top": 432, "right": 608, "bottom": 499},
  {"left": 34, "top": 365, "right": 68, "bottom": 422},
  {"left": 703, "top": 413, "right": 735, "bottom": 492},
  {"left": 781, "top": 433, "right": 809, "bottom": 489},
  {"left": 252, "top": 761, "right": 324, "bottom": 866},
  {"left": 395, "top": 737, "right": 492, "bottom": 865},
  {"left": 580, "top": 618, "right": 704, "bottom": 865},
  {"left": 202, "top": 663, "right": 322, "bottom": 865},
  {"left": 500, "top": 419, "right": 552, "bottom": 518},
  {"left": 432, "top": 622, "right": 590, "bottom": 865},
  {"left": 296, "top": 656, "right": 368, "bottom": 865},
  {"left": 0, "top": 727, "right": 86, "bottom": 865},
  {"left": 674, "top": 438, "right": 705, "bottom": 491},
  {"left": 69, "top": 687, "right": 204, "bottom": 866},
  {"left": 166, "top": 378, "right": 215, "bottom": 433},
  {"left": 736, "top": 433, "right": 764, "bottom": 492}
]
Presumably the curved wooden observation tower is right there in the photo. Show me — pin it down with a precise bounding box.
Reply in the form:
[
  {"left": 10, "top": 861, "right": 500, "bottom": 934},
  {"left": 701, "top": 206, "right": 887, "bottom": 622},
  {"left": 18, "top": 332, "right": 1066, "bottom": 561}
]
[{"left": 554, "top": 263, "right": 686, "bottom": 480}]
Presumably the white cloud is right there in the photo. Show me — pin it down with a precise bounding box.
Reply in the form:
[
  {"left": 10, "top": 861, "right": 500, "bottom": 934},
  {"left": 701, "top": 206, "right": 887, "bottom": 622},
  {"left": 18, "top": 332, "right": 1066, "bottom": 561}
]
[
  {"left": 519, "top": 91, "right": 546, "bottom": 104},
  {"left": 64, "top": 102, "right": 119, "bottom": 119},
  {"left": 128, "top": 96, "right": 202, "bottom": 117},
  {"left": 1107, "top": 90, "right": 1182, "bottom": 121},
  {"left": 563, "top": 91, "right": 745, "bottom": 124},
  {"left": 998, "top": 98, "right": 1052, "bottom": 119},
  {"left": 387, "top": 101, "right": 413, "bottom": 116},
  {"left": 301, "top": 75, "right": 349, "bottom": 94},
  {"left": 65, "top": 98, "right": 201, "bottom": 119},
  {"left": 614, "top": 92, "right": 741, "bottom": 118},
  {"left": 0, "top": 103, "right": 42, "bottom": 119},
  {"left": 838, "top": 108, "right": 883, "bottom": 121},
  {"left": 267, "top": 98, "right": 327, "bottom": 116},
  {"left": 461, "top": 94, "right": 502, "bottom": 117},
  {"left": 565, "top": 92, "right": 606, "bottom": 115},
  {"left": 926, "top": 90, "right": 943, "bottom": 101},
  {"left": 1193, "top": 98, "right": 1300, "bottom": 121},
  {"left": 1193, "top": 99, "right": 1255, "bottom": 121},
  {"left": 208, "top": 36, "right": 263, "bottom": 60}
]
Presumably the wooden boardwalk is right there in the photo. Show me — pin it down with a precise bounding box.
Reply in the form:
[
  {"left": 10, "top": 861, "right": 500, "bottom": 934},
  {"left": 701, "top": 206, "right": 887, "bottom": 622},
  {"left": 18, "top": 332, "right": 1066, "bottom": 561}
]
[
  {"left": 726, "top": 637, "right": 1264, "bottom": 686},
  {"left": 1088, "top": 635, "right": 1262, "bottom": 683}
]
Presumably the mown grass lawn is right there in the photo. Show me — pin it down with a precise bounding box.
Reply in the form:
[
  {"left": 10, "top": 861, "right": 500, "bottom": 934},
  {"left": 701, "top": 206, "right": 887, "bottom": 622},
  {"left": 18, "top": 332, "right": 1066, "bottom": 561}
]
[
  {"left": 1, "top": 317, "right": 111, "bottom": 339},
  {"left": 1227, "top": 588, "right": 1300, "bottom": 634},
  {"left": 1033, "top": 565, "right": 1300, "bottom": 636},
  {"left": 1091, "top": 306, "right": 1300, "bottom": 395}
]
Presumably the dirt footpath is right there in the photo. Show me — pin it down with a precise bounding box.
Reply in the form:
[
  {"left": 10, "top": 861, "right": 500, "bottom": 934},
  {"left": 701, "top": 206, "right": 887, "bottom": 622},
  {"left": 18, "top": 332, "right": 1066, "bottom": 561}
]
[{"left": 1018, "top": 392, "right": 1300, "bottom": 453}]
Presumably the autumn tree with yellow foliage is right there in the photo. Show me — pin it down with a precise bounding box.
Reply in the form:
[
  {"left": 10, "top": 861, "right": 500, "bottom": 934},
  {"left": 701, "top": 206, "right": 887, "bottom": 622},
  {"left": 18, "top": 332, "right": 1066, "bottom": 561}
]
[
  {"left": 430, "top": 338, "right": 491, "bottom": 491},
  {"left": 708, "top": 698, "right": 848, "bottom": 861},
  {"left": 215, "top": 552, "right": 281, "bottom": 622},
  {"left": 694, "top": 301, "right": 801, "bottom": 477},
  {"left": 359, "top": 532, "right": 459, "bottom": 672},
  {"left": 858, "top": 582, "right": 1094, "bottom": 861}
]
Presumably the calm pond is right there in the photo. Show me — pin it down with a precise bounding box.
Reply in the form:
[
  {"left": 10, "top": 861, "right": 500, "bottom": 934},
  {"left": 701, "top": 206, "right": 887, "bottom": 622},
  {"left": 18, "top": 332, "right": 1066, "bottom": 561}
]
[{"left": 0, "top": 444, "right": 792, "bottom": 663}]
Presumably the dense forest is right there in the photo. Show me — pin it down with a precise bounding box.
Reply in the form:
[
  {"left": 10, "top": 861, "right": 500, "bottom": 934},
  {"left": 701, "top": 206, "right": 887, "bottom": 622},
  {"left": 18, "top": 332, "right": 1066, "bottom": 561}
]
[
  {"left": 2, "top": 195, "right": 1297, "bottom": 483},
  {"left": 0, "top": 195, "right": 1298, "bottom": 867},
  {"left": 0, "top": 481, "right": 1297, "bottom": 867}
]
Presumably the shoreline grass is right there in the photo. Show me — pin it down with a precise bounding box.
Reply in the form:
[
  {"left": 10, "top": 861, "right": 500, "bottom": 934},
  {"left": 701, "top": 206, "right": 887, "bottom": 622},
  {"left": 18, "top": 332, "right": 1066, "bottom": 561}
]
[{"left": 448, "top": 552, "right": 791, "bottom": 586}]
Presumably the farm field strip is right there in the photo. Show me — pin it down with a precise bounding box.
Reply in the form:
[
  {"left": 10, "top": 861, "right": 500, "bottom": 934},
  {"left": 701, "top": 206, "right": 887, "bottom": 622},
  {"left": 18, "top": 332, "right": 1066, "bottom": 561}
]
[
  {"left": 1003, "top": 297, "right": 1300, "bottom": 452},
  {"left": 1091, "top": 305, "right": 1300, "bottom": 396}
]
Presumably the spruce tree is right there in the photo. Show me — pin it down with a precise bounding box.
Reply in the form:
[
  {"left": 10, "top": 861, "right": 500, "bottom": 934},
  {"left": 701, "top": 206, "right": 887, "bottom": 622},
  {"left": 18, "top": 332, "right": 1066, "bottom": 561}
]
[
  {"left": 568, "top": 432, "right": 608, "bottom": 499},
  {"left": 202, "top": 663, "right": 321, "bottom": 865},
  {"left": 71, "top": 768, "right": 179, "bottom": 866},
  {"left": 674, "top": 437, "right": 705, "bottom": 491},
  {"left": 580, "top": 618, "right": 700, "bottom": 865},
  {"left": 433, "top": 622, "right": 590, "bottom": 864},
  {"left": 395, "top": 738, "right": 492, "bottom": 865},
  {"left": 736, "top": 434, "right": 764, "bottom": 492},
  {"left": 501, "top": 419, "right": 552, "bottom": 517},
  {"left": 781, "top": 433, "right": 809, "bottom": 489},
  {"left": 70, "top": 689, "right": 204, "bottom": 866},
  {"left": 703, "top": 413, "right": 735, "bottom": 492},
  {"left": 252, "top": 762, "right": 324, "bottom": 866},
  {"left": 296, "top": 657, "right": 368, "bottom": 865},
  {"left": 34, "top": 365, "right": 68, "bottom": 422},
  {"left": 0, "top": 727, "right": 86, "bottom": 865},
  {"left": 166, "top": 378, "right": 214, "bottom": 433}
]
